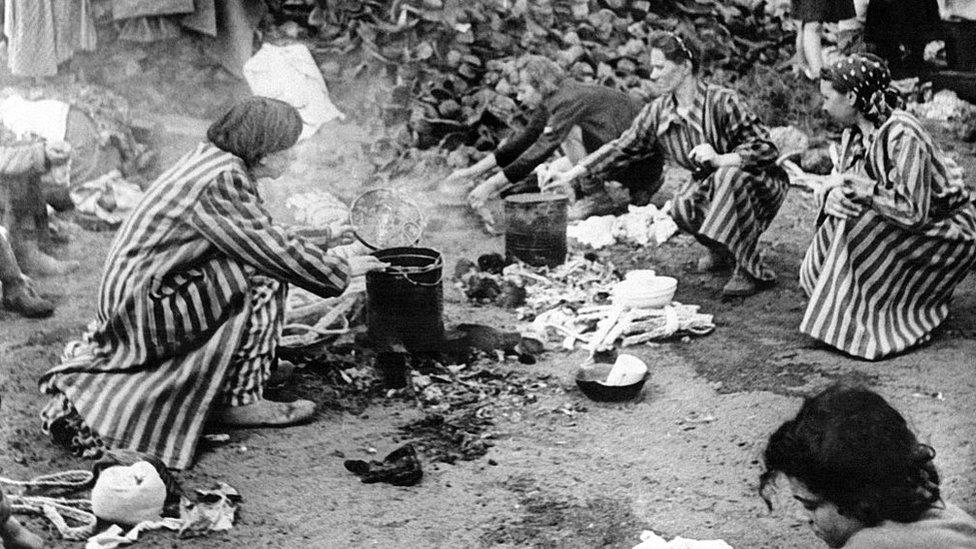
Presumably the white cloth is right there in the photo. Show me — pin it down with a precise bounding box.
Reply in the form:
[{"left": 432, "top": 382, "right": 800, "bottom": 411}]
[
  {"left": 938, "top": 0, "right": 976, "bottom": 19},
  {"left": 0, "top": 95, "right": 70, "bottom": 142},
  {"left": 85, "top": 519, "right": 182, "bottom": 549},
  {"left": 243, "top": 43, "right": 345, "bottom": 140},
  {"left": 632, "top": 530, "right": 734, "bottom": 549},
  {"left": 90, "top": 462, "right": 166, "bottom": 525}
]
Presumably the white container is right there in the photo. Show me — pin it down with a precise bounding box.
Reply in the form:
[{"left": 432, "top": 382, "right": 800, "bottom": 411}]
[
  {"left": 604, "top": 354, "right": 648, "bottom": 386},
  {"left": 612, "top": 276, "right": 677, "bottom": 309}
]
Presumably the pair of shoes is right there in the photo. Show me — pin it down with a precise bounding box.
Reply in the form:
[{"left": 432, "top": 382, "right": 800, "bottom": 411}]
[
  {"left": 721, "top": 267, "right": 775, "bottom": 297},
  {"left": 216, "top": 399, "right": 316, "bottom": 428},
  {"left": 2, "top": 282, "right": 55, "bottom": 318},
  {"left": 696, "top": 248, "right": 734, "bottom": 273},
  {"left": 568, "top": 190, "right": 627, "bottom": 221}
]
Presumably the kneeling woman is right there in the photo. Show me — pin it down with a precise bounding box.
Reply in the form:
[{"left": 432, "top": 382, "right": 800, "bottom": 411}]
[
  {"left": 800, "top": 54, "right": 976, "bottom": 360},
  {"left": 549, "top": 31, "right": 789, "bottom": 297},
  {"left": 39, "top": 97, "right": 384, "bottom": 469}
]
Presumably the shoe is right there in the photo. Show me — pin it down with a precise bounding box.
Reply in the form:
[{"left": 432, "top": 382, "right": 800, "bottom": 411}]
[
  {"left": 721, "top": 267, "right": 772, "bottom": 297},
  {"left": 2, "top": 282, "right": 55, "bottom": 318},
  {"left": 13, "top": 241, "right": 80, "bottom": 277},
  {"left": 696, "top": 248, "right": 734, "bottom": 273},
  {"left": 568, "top": 190, "right": 626, "bottom": 221},
  {"left": 344, "top": 443, "right": 423, "bottom": 486},
  {"left": 216, "top": 399, "right": 316, "bottom": 428}
]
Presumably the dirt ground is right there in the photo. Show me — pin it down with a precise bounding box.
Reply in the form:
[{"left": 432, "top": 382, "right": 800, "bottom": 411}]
[{"left": 2, "top": 42, "right": 976, "bottom": 549}]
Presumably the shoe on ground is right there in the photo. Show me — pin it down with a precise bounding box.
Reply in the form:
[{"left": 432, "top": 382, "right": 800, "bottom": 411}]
[
  {"left": 696, "top": 248, "right": 734, "bottom": 273},
  {"left": 14, "top": 242, "right": 80, "bottom": 277},
  {"left": 568, "top": 190, "right": 627, "bottom": 221},
  {"left": 2, "top": 282, "right": 55, "bottom": 318},
  {"left": 216, "top": 399, "right": 316, "bottom": 428},
  {"left": 722, "top": 268, "right": 762, "bottom": 297}
]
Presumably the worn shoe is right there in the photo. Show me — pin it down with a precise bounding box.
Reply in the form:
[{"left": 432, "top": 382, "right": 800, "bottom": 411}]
[
  {"left": 696, "top": 248, "right": 734, "bottom": 273},
  {"left": 568, "top": 190, "right": 627, "bottom": 221},
  {"left": 721, "top": 267, "right": 772, "bottom": 297},
  {"left": 13, "top": 241, "right": 80, "bottom": 277},
  {"left": 216, "top": 399, "right": 316, "bottom": 428},
  {"left": 2, "top": 282, "right": 55, "bottom": 318}
]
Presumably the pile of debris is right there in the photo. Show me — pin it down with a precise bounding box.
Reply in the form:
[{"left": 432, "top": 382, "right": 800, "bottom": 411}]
[
  {"left": 402, "top": 357, "right": 555, "bottom": 463},
  {"left": 300, "top": 0, "right": 795, "bottom": 156},
  {"left": 566, "top": 202, "right": 679, "bottom": 249},
  {"left": 455, "top": 252, "right": 619, "bottom": 317}
]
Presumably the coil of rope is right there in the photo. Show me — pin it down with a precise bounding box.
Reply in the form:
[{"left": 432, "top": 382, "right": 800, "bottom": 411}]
[{"left": 1, "top": 470, "right": 97, "bottom": 541}]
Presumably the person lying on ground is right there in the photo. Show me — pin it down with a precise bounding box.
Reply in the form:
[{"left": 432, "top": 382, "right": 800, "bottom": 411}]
[
  {"left": 799, "top": 53, "right": 976, "bottom": 360},
  {"left": 37, "top": 97, "right": 388, "bottom": 470},
  {"left": 546, "top": 31, "right": 789, "bottom": 298},
  {"left": 0, "top": 140, "right": 72, "bottom": 318},
  {"left": 443, "top": 54, "right": 665, "bottom": 231},
  {"left": 760, "top": 383, "right": 976, "bottom": 548}
]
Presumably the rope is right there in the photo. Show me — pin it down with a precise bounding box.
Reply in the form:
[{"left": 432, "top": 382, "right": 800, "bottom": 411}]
[{"left": 1, "top": 470, "right": 97, "bottom": 540}]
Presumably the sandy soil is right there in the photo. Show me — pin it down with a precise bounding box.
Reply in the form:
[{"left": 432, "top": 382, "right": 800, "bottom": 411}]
[{"left": 1, "top": 57, "right": 975, "bottom": 548}]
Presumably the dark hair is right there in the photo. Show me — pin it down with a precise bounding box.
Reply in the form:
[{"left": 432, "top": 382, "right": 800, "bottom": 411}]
[
  {"left": 759, "top": 383, "right": 941, "bottom": 526},
  {"left": 648, "top": 31, "right": 700, "bottom": 74},
  {"left": 206, "top": 96, "right": 303, "bottom": 167},
  {"left": 517, "top": 54, "right": 567, "bottom": 97}
]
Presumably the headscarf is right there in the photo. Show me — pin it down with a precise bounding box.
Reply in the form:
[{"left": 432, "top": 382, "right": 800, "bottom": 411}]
[
  {"left": 822, "top": 54, "right": 903, "bottom": 125},
  {"left": 206, "top": 96, "right": 303, "bottom": 167}
]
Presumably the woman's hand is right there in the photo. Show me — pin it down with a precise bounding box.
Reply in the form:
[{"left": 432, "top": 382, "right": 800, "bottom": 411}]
[
  {"left": 541, "top": 166, "right": 583, "bottom": 199},
  {"left": 347, "top": 255, "right": 390, "bottom": 276},
  {"left": 689, "top": 143, "right": 719, "bottom": 168},
  {"left": 823, "top": 186, "right": 864, "bottom": 219},
  {"left": 443, "top": 167, "right": 475, "bottom": 189}
]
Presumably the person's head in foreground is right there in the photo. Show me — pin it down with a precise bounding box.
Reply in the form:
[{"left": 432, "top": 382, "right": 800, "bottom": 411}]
[
  {"left": 515, "top": 54, "right": 567, "bottom": 109},
  {"left": 760, "top": 384, "right": 949, "bottom": 548},
  {"left": 819, "top": 53, "right": 902, "bottom": 129},
  {"left": 647, "top": 30, "right": 701, "bottom": 95},
  {"left": 206, "top": 95, "right": 303, "bottom": 177}
]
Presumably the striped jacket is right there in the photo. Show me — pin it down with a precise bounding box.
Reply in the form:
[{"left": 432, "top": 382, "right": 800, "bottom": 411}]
[{"left": 41, "top": 143, "right": 349, "bottom": 468}]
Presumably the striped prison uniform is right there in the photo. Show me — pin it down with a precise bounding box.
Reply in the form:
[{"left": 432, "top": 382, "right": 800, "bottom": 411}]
[
  {"left": 800, "top": 111, "right": 976, "bottom": 360},
  {"left": 578, "top": 80, "right": 789, "bottom": 281},
  {"left": 39, "top": 143, "right": 350, "bottom": 469}
]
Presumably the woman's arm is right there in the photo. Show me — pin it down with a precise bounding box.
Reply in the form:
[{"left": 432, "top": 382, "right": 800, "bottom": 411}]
[
  {"left": 858, "top": 124, "right": 932, "bottom": 229},
  {"left": 187, "top": 170, "right": 351, "bottom": 297},
  {"left": 570, "top": 101, "right": 660, "bottom": 195},
  {"left": 718, "top": 91, "right": 779, "bottom": 169}
]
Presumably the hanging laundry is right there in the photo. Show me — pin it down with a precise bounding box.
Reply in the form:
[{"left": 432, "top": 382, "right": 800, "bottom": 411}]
[{"left": 3, "top": 0, "right": 96, "bottom": 77}]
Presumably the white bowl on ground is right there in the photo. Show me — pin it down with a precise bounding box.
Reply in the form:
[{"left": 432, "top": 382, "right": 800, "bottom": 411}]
[{"left": 612, "top": 276, "right": 677, "bottom": 309}]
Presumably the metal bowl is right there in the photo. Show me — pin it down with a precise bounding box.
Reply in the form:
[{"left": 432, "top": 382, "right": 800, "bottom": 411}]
[{"left": 575, "top": 364, "right": 650, "bottom": 402}]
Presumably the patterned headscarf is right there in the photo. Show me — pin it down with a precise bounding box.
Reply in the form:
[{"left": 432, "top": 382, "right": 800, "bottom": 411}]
[
  {"left": 206, "top": 96, "right": 303, "bottom": 167},
  {"left": 822, "top": 54, "right": 903, "bottom": 125}
]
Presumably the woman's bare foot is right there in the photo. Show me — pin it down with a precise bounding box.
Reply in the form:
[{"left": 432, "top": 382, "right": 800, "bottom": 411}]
[
  {"left": 216, "top": 399, "right": 316, "bottom": 428},
  {"left": 1, "top": 517, "right": 46, "bottom": 549}
]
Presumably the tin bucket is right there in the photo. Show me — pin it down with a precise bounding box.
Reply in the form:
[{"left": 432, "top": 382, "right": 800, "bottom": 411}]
[
  {"left": 366, "top": 247, "right": 444, "bottom": 353},
  {"left": 504, "top": 193, "right": 568, "bottom": 268}
]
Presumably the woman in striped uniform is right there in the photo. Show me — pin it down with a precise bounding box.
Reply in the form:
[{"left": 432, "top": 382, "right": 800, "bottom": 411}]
[
  {"left": 800, "top": 54, "right": 976, "bottom": 360},
  {"left": 38, "top": 97, "right": 386, "bottom": 469},
  {"left": 547, "top": 31, "right": 789, "bottom": 297}
]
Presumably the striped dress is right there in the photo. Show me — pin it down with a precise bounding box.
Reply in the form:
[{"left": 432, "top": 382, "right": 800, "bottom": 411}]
[
  {"left": 38, "top": 143, "right": 350, "bottom": 469},
  {"left": 800, "top": 111, "right": 976, "bottom": 360},
  {"left": 579, "top": 80, "right": 788, "bottom": 280}
]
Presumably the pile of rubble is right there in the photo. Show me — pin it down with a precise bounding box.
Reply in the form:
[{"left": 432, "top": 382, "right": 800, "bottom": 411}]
[{"left": 300, "top": 0, "right": 795, "bottom": 157}]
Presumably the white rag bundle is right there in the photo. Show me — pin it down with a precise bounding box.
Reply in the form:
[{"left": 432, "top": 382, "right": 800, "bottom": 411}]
[{"left": 90, "top": 462, "right": 166, "bottom": 526}]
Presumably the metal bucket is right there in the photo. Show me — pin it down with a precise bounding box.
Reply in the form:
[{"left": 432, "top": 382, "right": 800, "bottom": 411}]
[
  {"left": 504, "top": 193, "right": 568, "bottom": 268},
  {"left": 366, "top": 247, "right": 444, "bottom": 353}
]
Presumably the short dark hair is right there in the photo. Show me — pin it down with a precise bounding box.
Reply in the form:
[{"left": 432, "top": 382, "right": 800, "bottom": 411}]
[
  {"left": 759, "top": 384, "right": 941, "bottom": 526},
  {"left": 648, "top": 31, "right": 700, "bottom": 74},
  {"left": 206, "top": 96, "right": 303, "bottom": 167}
]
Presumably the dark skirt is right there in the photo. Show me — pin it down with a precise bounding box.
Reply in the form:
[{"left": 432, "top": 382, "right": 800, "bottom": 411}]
[{"left": 791, "top": 0, "right": 856, "bottom": 22}]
